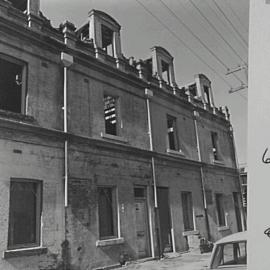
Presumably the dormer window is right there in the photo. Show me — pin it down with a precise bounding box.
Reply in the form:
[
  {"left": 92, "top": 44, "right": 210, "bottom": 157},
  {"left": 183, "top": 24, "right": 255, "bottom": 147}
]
[
  {"left": 10, "top": 0, "right": 27, "bottom": 12},
  {"left": 161, "top": 60, "right": 170, "bottom": 85},
  {"left": 188, "top": 83, "right": 197, "bottom": 96},
  {"left": 101, "top": 24, "right": 114, "bottom": 57},
  {"left": 203, "top": 86, "right": 211, "bottom": 105},
  {"left": 151, "top": 46, "right": 177, "bottom": 88}
]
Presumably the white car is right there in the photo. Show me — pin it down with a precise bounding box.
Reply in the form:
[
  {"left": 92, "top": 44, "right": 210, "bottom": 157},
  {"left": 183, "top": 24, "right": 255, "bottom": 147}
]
[{"left": 209, "top": 231, "right": 247, "bottom": 269}]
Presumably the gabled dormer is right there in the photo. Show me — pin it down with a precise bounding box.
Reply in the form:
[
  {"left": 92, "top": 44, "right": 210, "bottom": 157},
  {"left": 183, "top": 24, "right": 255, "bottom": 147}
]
[
  {"left": 77, "top": 10, "right": 123, "bottom": 61},
  {"left": 151, "top": 46, "right": 177, "bottom": 88},
  {"left": 195, "top": 74, "right": 215, "bottom": 107}
]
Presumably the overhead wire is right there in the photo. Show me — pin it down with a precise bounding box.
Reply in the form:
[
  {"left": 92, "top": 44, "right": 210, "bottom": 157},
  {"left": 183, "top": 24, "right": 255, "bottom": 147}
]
[
  {"left": 158, "top": 0, "right": 246, "bottom": 86},
  {"left": 134, "top": 0, "right": 232, "bottom": 89},
  {"left": 211, "top": 0, "right": 248, "bottom": 49},
  {"left": 225, "top": 0, "right": 249, "bottom": 34},
  {"left": 189, "top": 0, "right": 247, "bottom": 66}
]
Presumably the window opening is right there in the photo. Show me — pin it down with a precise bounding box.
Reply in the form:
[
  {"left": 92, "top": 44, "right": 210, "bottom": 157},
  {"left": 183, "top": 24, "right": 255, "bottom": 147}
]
[
  {"left": 211, "top": 132, "right": 219, "bottom": 160},
  {"left": 98, "top": 187, "right": 117, "bottom": 239},
  {"left": 181, "top": 192, "right": 194, "bottom": 231},
  {"left": 167, "top": 115, "right": 178, "bottom": 151},
  {"left": 188, "top": 83, "right": 197, "bottom": 96},
  {"left": 203, "top": 85, "right": 211, "bottom": 104},
  {"left": 161, "top": 60, "right": 170, "bottom": 84},
  {"left": 8, "top": 180, "right": 42, "bottom": 249},
  {"left": 101, "top": 24, "right": 114, "bottom": 57},
  {"left": 10, "top": 0, "right": 27, "bottom": 12},
  {"left": 215, "top": 193, "right": 226, "bottom": 226},
  {"left": 104, "top": 95, "right": 118, "bottom": 136},
  {"left": 134, "top": 187, "right": 145, "bottom": 198},
  {"left": 0, "top": 57, "right": 24, "bottom": 113}
]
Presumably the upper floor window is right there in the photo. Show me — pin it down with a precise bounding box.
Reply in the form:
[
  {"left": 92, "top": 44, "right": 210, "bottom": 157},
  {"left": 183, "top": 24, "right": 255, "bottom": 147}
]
[
  {"left": 101, "top": 24, "right": 114, "bottom": 57},
  {"left": 0, "top": 55, "right": 26, "bottom": 114},
  {"left": 203, "top": 86, "right": 211, "bottom": 105},
  {"left": 8, "top": 179, "right": 42, "bottom": 249},
  {"left": 104, "top": 95, "right": 118, "bottom": 136},
  {"left": 161, "top": 60, "right": 170, "bottom": 84},
  {"left": 167, "top": 115, "right": 178, "bottom": 151},
  {"left": 211, "top": 131, "right": 219, "bottom": 161}
]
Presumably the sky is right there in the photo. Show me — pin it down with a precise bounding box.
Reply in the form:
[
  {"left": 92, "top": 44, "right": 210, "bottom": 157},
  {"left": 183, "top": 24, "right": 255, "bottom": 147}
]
[{"left": 40, "top": 0, "right": 249, "bottom": 165}]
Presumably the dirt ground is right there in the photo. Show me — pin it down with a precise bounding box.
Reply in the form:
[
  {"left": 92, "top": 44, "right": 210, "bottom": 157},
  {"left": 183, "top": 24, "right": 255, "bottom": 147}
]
[{"left": 121, "top": 250, "right": 212, "bottom": 270}]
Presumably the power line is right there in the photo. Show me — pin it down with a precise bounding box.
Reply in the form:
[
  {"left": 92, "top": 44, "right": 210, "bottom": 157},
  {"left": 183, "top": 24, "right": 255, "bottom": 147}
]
[
  {"left": 225, "top": 0, "right": 249, "bottom": 34},
  {"left": 158, "top": 0, "right": 245, "bottom": 86},
  {"left": 134, "top": 0, "right": 232, "bottom": 89},
  {"left": 212, "top": 0, "right": 248, "bottom": 49},
  {"left": 134, "top": 0, "right": 247, "bottom": 102},
  {"left": 189, "top": 0, "right": 247, "bottom": 66}
]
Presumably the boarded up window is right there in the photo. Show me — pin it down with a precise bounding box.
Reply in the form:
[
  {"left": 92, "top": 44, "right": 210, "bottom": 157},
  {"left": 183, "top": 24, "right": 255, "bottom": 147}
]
[
  {"left": 98, "top": 187, "right": 117, "bottom": 239},
  {"left": 181, "top": 191, "right": 194, "bottom": 231},
  {"left": 8, "top": 180, "right": 42, "bottom": 249}
]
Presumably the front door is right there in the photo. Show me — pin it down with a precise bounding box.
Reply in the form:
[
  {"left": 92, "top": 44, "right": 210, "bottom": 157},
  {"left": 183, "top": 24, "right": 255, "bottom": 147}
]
[
  {"left": 134, "top": 188, "right": 150, "bottom": 258},
  {"left": 157, "top": 187, "right": 172, "bottom": 253}
]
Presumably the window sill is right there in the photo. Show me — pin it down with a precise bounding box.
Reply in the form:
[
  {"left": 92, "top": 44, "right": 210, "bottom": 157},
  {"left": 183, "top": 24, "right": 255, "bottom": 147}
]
[
  {"left": 96, "top": 237, "right": 125, "bottom": 247},
  {"left": 182, "top": 230, "right": 199, "bottom": 236},
  {"left": 166, "top": 149, "right": 185, "bottom": 157},
  {"left": 213, "top": 159, "right": 225, "bottom": 166},
  {"left": 101, "top": 133, "right": 128, "bottom": 144},
  {"left": 217, "top": 226, "right": 230, "bottom": 232},
  {"left": 3, "top": 246, "right": 47, "bottom": 259}
]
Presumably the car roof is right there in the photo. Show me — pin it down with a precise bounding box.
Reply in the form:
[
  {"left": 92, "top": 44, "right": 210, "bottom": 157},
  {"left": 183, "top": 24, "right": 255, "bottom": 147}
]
[{"left": 215, "top": 231, "right": 247, "bottom": 245}]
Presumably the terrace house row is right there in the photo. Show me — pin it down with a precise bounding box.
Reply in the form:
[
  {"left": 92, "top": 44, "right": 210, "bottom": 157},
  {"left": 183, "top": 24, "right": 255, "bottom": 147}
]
[{"left": 0, "top": 1, "right": 244, "bottom": 269}]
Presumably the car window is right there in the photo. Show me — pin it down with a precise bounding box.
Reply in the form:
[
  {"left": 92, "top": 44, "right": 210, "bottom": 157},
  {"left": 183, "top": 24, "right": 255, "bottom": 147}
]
[{"left": 211, "top": 241, "right": 247, "bottom": 268}]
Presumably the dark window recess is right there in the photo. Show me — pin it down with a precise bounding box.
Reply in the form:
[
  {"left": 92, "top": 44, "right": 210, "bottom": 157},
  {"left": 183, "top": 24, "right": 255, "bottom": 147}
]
[
  {"left": 216, "top": 193, "right": 226, "bottom": 226},
  {"left": 104, "top": 95, "right": 117, "bottom": 136},
  {"left": 98, "top": 187, "right": 116, "bottom": 238},
  {"left": 181, "top": 192, "right": 194, "bottom": 231},
  {"left": 205, "top": 189, "right": 213, "bottom": 205},
  {"left": 134, "top": 188, "right": 145, "bottom": 198},
  {"left": 188, "top": 83, "right": 197, "bottom": 96},
  {"left": 8, "top": 180, "right": 42, "bottom": 249},
  {"left": 79, "top": 23, "right": 90, "bottom": 40},
  {"left": 211, "top": 132, "right": 219, "bottom": 160},
  {"left": 203, "top": 86, "right": 211, "bottom": 104},
  {"left": 161, "top": 60, "right": 170, "bottom": 84},
  {"left": 167, "top": 115, "right": 178, "bottom": 151},
  {"left": 101, "top": 24, "right": 114, "bottom": 56},
  {"left": 10, "top": 0, "right": 27, "bottom": 11},
  {"left": 0, "top": 58, "right": 23, "bottom": 113}
]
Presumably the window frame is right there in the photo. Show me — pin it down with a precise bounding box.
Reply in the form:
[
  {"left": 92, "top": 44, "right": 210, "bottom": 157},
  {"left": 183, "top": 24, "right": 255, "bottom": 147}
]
[
  {"left": 211, "top": 131, "right": 220, "bottom": 161},
  {"left": 0, "top": 53, "right": 27, "bottom": 115},
  {"left": 181, "top": 191, "right": 194, "bottom": 231},
  {"left": 7, "top": 178, "right": 42, "bottom": 250},
  {"left": 103, "top": 94, "right": 121, "bottom": 137},
  {"left": 166, "top": 114, "right": 179, "bottom": 151},
  {"left": 215, "top": 193, "right": 226, "bottom": 227},
  {"left": 97, "top": 186, "right": 119, "bottom": 240}
]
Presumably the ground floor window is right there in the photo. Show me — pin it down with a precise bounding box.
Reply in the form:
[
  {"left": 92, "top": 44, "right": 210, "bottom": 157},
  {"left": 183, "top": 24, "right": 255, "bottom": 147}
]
[
  {"left": 98, "top": 186, "right": 118, "bottom": 239},
  {"left": 8, "top": 179, "right": 42, "bottom": 249},
  {"left": 215, "top": 193, "right": 226, "bottom": 226},
  {"left": 181, "top": 191, "right": 194, "bottom": 231}
]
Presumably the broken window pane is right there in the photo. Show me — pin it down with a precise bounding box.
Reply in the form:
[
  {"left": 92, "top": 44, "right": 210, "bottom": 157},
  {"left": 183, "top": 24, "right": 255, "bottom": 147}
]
[
  {"left": 104, "top": 95, "right": 117, "bottom": 136},
  {"left": 98, "top": 187, "right": 117, "bottom": 238},
  {"left": 8, "top": 180, "right": 42, "bottom": 249},
  {"left": 0, "top": 57, "right": 23, "bottom": 113},
  {"left": 167, "top": 115, "right": 178, "bottom": 151}
]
